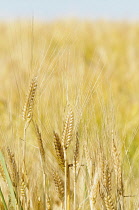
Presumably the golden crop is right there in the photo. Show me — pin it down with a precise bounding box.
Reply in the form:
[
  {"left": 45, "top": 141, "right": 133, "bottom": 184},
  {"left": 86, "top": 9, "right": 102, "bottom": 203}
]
[{"left": 0, "top": 20, "right": 139, "bottom": 209}]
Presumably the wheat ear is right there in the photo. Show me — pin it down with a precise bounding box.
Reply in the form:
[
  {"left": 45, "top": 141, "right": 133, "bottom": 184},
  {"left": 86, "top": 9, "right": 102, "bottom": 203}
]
[
  {"left": 112, "top": 139, "right": 124, "bottom": 209},
  {"left": 100, "top": 158, "right": 112, "bottom": 193},
  {"left": 103, "top": 194, "right": 115, "bottom": 210},
  {"left": 90, "top": 168, "right": 100, "bottom": 210},
  {"left": 34, "top": 123, "right": 45, "bottom": 165},
  {"left": 100, "top": 157, "right": 114, "bottom": 210},
  {"left": 62, "top": 107, "right": 74, "bottom": 150},
  {"left": 54, "top": 131, "right": 64, "bottom": 171},
  {"left": 0, "top": 163, "right": 6, "bottom": 182},
  {"left": 62, "top": 107, "right": 74, "bottom": 210},
  {"left": 53, "top": 170, "right": 64, "bottom": 202},
  {"left": 22, "top": 76, "right": 37, "bottom": 122},
  {"left": 7, "top": 147, "right": 19, "bottom": 188},
  {"left": 46, "top": 195, "right": 52, "bottom": 210}
]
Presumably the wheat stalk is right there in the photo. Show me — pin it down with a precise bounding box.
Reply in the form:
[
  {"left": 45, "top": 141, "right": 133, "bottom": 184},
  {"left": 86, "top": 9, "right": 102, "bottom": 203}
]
[
  {"left": 61, "top": 107, "right": 74, "bottom": 210},
  {"left": 84, "top": 143, "right": 93, "bottom": 181},
  {"left": 73, "top": 132, "right": 79, "bottom": 210}
]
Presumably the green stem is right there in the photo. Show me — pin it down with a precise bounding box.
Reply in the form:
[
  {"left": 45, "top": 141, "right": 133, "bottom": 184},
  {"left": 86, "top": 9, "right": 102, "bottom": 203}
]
[{"left": 0, "top": 187, "right": 8, "bottom": 210}]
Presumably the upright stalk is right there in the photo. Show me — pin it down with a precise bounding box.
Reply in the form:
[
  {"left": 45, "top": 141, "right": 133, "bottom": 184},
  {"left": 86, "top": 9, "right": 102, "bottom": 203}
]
[
  {"left": 64, "top": 149, "right": 69, "bottom": 210},
  {"left": 73, "top": 165, "right": 76, "bottom": 210},
  {"left": 34, "top": 122, "right": 47, "bottom": 210},
  {"left": 23, "top": 121, "right": 29, "bottom": 172},
  {"left": 23, "top": 122, "right": 29, "bottom": 210},
  {"left": 67, "top": 165, "right": 70, "bottom": 210},
  {"left": 43, "top": 172, "right": 46, "bottom": 210}
]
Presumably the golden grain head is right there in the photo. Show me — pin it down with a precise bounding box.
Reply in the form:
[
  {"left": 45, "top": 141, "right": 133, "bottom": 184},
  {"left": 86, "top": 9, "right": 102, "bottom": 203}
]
[
  {"left": 22, "top": 76, "right": 37, "bottom": 122},
  {"left": 54, "top": 131, "right": 65, "bottom": 171},
  {"left": 62, "top": 107, "right": 74, "bottom": 150},
  {"left": 52, "top": 170, "right": 64, "bottom": 201}
]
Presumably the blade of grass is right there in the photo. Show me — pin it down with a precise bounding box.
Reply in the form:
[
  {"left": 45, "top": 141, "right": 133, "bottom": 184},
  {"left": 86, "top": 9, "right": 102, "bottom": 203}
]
[
  {"left": 0, "top": 151, "right": 17, "bottom": 209},
  {"left": 0, "top": 187, "right": 8, "bottom": 210}
]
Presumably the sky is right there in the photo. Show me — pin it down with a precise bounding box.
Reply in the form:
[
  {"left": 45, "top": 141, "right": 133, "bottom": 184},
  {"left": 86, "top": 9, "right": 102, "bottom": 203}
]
[{"left": 0, "top": 0, "right": 139, "bottom": 21}]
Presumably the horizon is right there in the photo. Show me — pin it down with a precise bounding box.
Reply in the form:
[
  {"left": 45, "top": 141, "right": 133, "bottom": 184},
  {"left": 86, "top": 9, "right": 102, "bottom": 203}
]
[{"left": 1, "top": 0, "right": 139, "bottom": 21}]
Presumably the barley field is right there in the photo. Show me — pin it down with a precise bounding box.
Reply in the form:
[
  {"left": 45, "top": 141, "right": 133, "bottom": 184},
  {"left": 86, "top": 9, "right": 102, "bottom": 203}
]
[{"left": 0, "top": 20, "right": 139, "bottom": 209}]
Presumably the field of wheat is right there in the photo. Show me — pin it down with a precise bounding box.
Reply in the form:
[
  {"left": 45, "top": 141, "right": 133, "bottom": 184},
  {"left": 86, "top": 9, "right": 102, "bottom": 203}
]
[{"left": 0, "top": 19, "right": 139, "bottom": 210}]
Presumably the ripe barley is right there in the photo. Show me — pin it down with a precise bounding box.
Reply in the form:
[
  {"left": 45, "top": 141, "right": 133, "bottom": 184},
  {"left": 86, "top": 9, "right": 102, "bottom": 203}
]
[
  {"left": 53, "top": 170, "right": 64, "bottom": 202},
  {"left": 112, "top": 139, "right": 124, "bottom": 209},
  {"left": 46, "top": 196, "right": 52, "bottom": 210},
  {"left": 20, "top": 176, "right": 26, "bottom": 198},
  {"left": 7, "top": 147, "right": 19, "bottom": 187},
  {"left": 102, "top": 159, "right": 112, "bottom": 193},
  {"left": 54, "top": 131, "right": 65, "bottom": 171},
  {"left": 62, "top": 107, "right": 74, "bottom": 150},
  {"left": 112, "top": 140, "right": 123, "bottom": 193},
  {"left": 34, "top": 123, "right": 45, "bottom": 165},
  {"left": 73, "top": 132, "right": 79, "bottom": 170},
  {"left": 0, "top": 163, "right": 6, "bottom": 182},
  {"left": 104, "top": 193, "right": 115, "bottom": 210},
  {"left": 22, "top": 76, "right": 37, "bottom": 122},
  {"left": 90, "top": 168, "right": 100, "bottom": 209}
]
